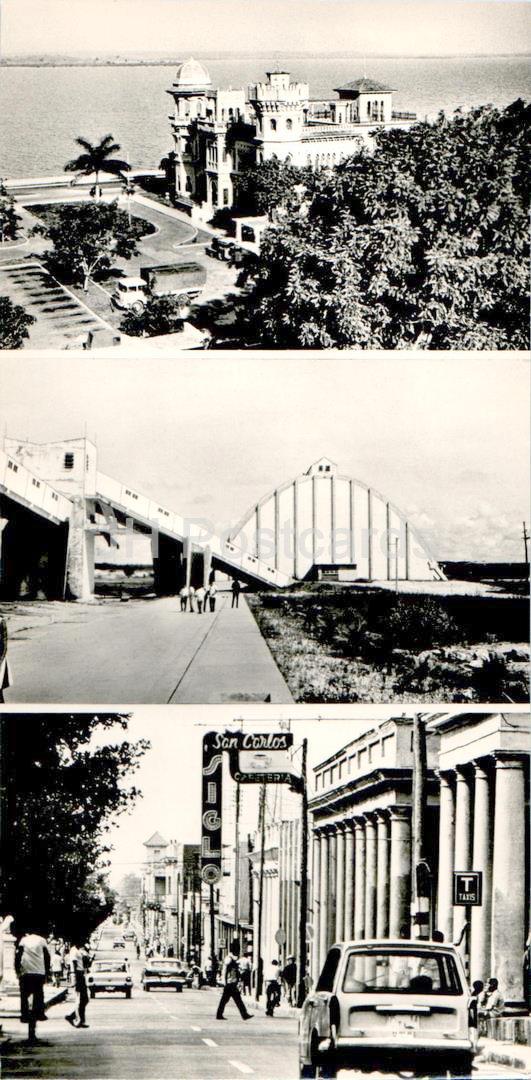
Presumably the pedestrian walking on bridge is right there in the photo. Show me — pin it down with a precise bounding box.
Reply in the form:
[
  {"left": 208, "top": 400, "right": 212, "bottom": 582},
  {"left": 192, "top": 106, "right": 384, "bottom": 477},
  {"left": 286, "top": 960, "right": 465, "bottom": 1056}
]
[{"left": 231, "top": 579, "right": 241, "bottom": 609}]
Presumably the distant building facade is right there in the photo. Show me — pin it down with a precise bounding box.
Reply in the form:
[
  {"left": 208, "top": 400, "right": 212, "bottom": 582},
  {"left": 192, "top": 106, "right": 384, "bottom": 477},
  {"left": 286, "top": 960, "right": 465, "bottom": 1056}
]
[
  {"left": 141, "top": 832, "right": 201, "bottom": 961},
  {"left": 166, "top": 59, "right": 417, "bottom": 215}
]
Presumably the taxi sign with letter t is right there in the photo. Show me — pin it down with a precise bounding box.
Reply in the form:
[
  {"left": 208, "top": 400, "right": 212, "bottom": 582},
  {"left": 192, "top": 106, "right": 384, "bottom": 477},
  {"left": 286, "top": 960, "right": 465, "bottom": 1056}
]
[{"left": 453, "top": 871, "right": 482, "bottom": 905}]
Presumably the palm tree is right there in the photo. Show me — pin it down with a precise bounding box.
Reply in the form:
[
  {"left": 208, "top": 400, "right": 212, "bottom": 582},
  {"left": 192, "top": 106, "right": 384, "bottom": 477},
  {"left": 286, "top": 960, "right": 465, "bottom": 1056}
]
[{"left": 65, "top": 134, "right": 130, "bottom": 199}]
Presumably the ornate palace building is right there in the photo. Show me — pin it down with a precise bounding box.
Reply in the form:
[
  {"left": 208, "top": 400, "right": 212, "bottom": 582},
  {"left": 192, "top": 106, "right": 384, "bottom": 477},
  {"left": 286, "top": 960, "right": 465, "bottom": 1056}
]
[{"left": 166, "top": 59, "right": 417, "bottom": 215}]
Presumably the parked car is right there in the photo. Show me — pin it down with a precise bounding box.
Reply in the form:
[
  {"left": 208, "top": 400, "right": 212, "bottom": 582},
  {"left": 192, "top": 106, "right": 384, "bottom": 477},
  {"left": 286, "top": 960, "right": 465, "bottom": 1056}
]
[
  {"left": 142, "top": 958, "right": 190, "bottom": 992},
  {"left": 298, "top": 939, "right": 475, "bottom": 1078},
  {"left": 205, "top": 236, "right": 235, "bottom": 261},
  {"left": 87, "top": 958, "right": 133, "bottom": 999}
]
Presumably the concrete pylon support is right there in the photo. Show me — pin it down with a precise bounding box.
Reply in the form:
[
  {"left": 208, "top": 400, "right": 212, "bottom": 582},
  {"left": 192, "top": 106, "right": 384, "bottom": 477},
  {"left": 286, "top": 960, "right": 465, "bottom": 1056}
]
[
  {"left": 453, "top": 769, "right": 472, "bottom": 947},
  {"left": 389, "top": 808, "right": 411, "bottom": 939},
  {"left": 353, "top": 820, "right": 366, "bottom": 940},
  {"left": 349, "top": 480, "right": 355, "bottom": 564},
  {"left": 335, "top": 826, "right": 346, "bottom": 942},
  {"left": 65, "top": 497, "right": 94, "bottom": 600},
  {"left": 491, "top": 755, "right": 527, "bottom": 1007},
  {"left": 183, "top": 536, "right": 192, "bottom": 589},
  {"left": 0, "top": 518, "right": 8, "bottom": 589},
  {"left": 437, "top": 771, "right": 456, "bottom": 943},
  {"left": 202, "top": 546, "right": 212, "bottom": 588},
  {"left": 367, "top": 488, "right": 373, "bottom": 580},
  {"left": 470, "top": 763, "right": 492, "bottom": 984},
  {"left": 327, "top": 829, "right": 337, "bottom": 946},
  {"left": 318, "top": 830, "right": 329, "bottom": 969},
  {"left": 376, "top": 813, "right": 390, "bottom": 938},
  {"left": 293, "top": 481, "right": 299, "bottom": 579},
  {"left": 343, "top": 822, "right": 355, "bottom": 941}
]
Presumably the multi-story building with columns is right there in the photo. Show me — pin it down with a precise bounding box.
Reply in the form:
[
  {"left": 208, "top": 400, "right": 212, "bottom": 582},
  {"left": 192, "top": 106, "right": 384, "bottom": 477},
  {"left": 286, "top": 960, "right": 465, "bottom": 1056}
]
[
  {"left": 309, "top": 712, "right": 530, "bottom": 1011},
  {"left": 429, "top": 711, "right": 530, "bottom": 1009},
  {"left": 166, "top": 60, "right": 417, "bottom": 216}
]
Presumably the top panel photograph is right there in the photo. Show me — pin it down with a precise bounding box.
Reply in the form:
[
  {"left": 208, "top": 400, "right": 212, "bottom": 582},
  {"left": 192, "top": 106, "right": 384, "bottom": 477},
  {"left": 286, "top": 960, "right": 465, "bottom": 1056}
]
[{"left": 0, "top": 0, "right": 529, "bottom": 353}]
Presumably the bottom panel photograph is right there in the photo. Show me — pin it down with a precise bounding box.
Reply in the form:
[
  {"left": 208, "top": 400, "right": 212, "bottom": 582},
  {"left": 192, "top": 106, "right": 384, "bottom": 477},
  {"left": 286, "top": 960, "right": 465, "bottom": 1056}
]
[{"left": 0, "top": 706, "right": 529, "bottom": 1080}]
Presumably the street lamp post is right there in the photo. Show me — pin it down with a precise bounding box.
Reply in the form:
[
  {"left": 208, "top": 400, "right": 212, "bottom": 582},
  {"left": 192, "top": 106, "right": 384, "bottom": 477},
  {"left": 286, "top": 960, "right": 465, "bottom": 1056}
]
[{"left": 296, "top": 738, "right": 308, "bottom": 1008}]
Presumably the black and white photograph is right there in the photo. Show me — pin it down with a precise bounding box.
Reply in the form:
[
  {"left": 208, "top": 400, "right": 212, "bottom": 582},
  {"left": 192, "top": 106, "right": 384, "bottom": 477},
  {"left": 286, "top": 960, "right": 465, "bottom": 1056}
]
[
  {"left": 0, "top": 0, "right": 529, "bottom": 351},
  {"left": 0, "top": 354, "right": 529, "bottom": 706},
  {"left": 0, "top": 707, "right": 530, "bottom": 1078}
]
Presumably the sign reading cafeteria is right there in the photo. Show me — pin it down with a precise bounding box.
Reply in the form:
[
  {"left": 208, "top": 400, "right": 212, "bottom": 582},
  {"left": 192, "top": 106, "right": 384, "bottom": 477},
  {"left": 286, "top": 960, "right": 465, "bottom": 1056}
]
[{"left": 453, "top": 871, "right": 483, "bottom": 906}]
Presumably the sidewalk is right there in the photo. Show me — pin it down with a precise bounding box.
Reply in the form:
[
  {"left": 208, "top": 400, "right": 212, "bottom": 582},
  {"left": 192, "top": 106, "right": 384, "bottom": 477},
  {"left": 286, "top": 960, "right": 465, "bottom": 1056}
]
[
  {"left": 169, "top": 596, "right": 294, "bottom": 704},
  {"left": 0, "top": 983, "right": 68, "bottom": 1020},
  {"left": 477, "top": 1036, "right": 531, "bottom": 1075}
]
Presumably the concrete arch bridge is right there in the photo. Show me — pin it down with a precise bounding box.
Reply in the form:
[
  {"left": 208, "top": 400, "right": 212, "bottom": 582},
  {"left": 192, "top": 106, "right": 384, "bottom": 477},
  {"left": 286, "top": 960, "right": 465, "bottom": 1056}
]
[{"left": 0, "top": 443, "right": 443, "bottom": 602}]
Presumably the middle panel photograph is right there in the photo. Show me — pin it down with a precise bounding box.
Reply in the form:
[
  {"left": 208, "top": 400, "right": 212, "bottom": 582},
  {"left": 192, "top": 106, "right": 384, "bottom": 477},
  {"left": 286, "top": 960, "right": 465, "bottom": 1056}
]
[{"left": 0, "top": 353, "right": 528, "bottom": 705}]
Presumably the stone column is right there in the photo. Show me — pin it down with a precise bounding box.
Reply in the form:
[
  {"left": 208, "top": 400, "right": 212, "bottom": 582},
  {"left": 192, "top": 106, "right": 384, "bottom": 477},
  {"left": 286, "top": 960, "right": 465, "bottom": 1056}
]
[
  {"left": 470, "top": 762, "right": 492, "bottom": 984},
  {"left": 343, "top": 822, "right": 355, "bottom": 941},
  {"left": 328, "top": 828, "right": 337, "bottom": 946},
  {"left": 353, "top": 819, "right": 366, "bottom": 940},
  {"left": 389, "top": 807, "right": 411, "bottom": 939},
  {"left": 376, "top": 812, "right": 390, "bottom": 939},
  {"left": 453, "top": 768, "right": 473, "bottom": 946},
  {"left": 364, "top": 815, "right": 377, "bottom": 940},
  {"left": 491, "top": 755, "right": 527, "bottom": 1007},
  {"left": 334, "top": 825, "right": 346, "bottom": 942},
  {"left": 437, "top": 771, "right": 455, "bottom": 943},
  {"left": 318, "top": 829, "right": 329, "bottom": 969},
  {"left": 66, "top": 497, "right": 94, "bottom": 600}
]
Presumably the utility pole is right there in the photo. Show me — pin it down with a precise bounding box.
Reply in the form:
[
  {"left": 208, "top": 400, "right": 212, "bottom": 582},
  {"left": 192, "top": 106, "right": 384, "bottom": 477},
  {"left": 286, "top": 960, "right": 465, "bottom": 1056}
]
[
  {"left": 411, "top": 714, "right": 431, "bottom": 940},
  {"left": 255, "top": 781, "right": 266, "bottom": 1002},
  {"left": 234, "top": 780, "right": 241, "bottom": 948},
  {"left": 209, "top": 883, "right": 217, "bottom": 985},
  {"left": 523, "top": 521, "right": 530, "bottom": 577},
  {"left": 297, "top": 738, "right": 308, "bottom": 1008}
]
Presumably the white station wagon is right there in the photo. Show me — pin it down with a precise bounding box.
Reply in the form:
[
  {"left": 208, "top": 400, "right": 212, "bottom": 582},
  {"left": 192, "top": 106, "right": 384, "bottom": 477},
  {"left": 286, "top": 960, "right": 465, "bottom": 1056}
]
[{"left": 299, "top": 939, "right": 475, "bottom": 1078}]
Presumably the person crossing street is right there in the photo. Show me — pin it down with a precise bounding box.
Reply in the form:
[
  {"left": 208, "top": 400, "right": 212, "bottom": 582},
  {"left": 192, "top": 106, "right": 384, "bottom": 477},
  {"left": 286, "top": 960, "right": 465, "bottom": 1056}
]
[{"left": 216, "top": 941, "right": 253, "bottom": 1021}]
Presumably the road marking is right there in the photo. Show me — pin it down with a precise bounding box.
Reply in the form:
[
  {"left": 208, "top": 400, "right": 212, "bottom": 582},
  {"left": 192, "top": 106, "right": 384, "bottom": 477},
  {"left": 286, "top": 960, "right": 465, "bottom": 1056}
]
[
  {"left": 228, "top": 1062, "right": 254, "bottom": 1075},
  {"left": 202, "top": 1037, "right": 218, "bottom": 1047},
  {"left": 191, "top": 1025, "right": 202, "bottom": 1031}
]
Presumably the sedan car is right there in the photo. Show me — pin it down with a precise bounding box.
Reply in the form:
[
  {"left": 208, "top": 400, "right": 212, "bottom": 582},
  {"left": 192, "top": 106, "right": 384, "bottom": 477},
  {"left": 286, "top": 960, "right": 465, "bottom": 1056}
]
[
  {"left": 299, "top": 939, "right": 475, "bottom": 1078},
  {"left": 142, "top": 958, "right": 190, "bottom": 992},
  {"left": 87, "top": 958, "right": 133, "bottom": 999}
]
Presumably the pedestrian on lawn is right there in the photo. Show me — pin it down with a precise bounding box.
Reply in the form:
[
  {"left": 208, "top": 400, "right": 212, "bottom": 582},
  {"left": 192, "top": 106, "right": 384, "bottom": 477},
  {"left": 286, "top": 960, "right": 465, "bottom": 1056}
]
[
  {"left": 65, "top": 941, "right": 89, "bottom": 1029},
  {"left": 231, "top": 579, "right": 241, "bottom": 608},
  {"left": 15, "top": 927, "right": 51, "bottom": 1037},
  {"left": 195, "top": 585, "right": 206, "bottom": 613},
  {"left": 179, "top": 585, "right": 189, "bottom": 612},
  {"left": 216, "top": 941, "right": 252, "bottom": 1021}
]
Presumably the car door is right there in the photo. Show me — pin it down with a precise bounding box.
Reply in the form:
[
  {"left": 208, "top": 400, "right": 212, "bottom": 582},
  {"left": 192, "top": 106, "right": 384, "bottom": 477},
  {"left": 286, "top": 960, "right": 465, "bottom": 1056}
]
[{"left": 310, "top": 947, "right": 343, "bottom": 1039}]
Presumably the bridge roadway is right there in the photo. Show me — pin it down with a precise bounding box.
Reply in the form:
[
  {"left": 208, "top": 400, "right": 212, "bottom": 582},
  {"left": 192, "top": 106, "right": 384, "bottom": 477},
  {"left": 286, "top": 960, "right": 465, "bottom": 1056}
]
[{"left": 1, "top": 592, "right": 293, "bottom": 705}]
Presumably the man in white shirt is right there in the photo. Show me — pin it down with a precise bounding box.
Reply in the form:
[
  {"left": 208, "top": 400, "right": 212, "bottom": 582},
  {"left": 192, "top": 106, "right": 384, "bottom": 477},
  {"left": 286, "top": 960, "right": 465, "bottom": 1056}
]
[
  {"left": 65, "top": 942, "right": 89, "bottom": 1028},
  {"left": 265, "top": 958, "right": 281, "bottom": 1016},
  {"left": 16, "top": 929, "right": 50, "bottom": 1026},
  {"left": 216, "top": 942, "right": 253, "bottom": 1021}
]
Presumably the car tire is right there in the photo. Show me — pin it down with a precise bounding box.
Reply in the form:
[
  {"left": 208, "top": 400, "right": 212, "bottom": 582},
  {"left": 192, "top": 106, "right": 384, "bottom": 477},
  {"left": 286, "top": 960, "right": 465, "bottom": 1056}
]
[
  {"left": 447, "top": 1055, "right": 474, "bottom": 1077},
  {"left": 89, "top": 989, "right": 96, "bottom": 998},
  {"left": 176, "top": 985, "right": 183, "bottom": 993},
  {"left": 125, "top": 989, "right": 132, "bottom": 999},
  {"left": 131, "top": 300, "right": 145, "bottom": 314},
  {"left": 299, "top": 1064, "right": 317, "bottom": 1079},
  {"left": 144, "top": 985, "right": 150, "bottom": 992}
]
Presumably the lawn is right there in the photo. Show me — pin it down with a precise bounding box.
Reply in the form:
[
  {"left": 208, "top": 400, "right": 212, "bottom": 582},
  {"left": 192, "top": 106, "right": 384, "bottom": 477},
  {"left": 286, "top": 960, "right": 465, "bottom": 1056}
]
[
  {"left": 247, "top": 586, "right": 530, "bottom": 704},
  {"left": 28, "top": 202, "right": 158, "bottom": 237}
]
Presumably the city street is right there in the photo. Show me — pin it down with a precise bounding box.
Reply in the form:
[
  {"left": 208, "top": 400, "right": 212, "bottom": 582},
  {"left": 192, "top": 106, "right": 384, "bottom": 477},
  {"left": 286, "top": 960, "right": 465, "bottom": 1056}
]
[{"left": 1, "top": 972, "right": 525, "bottom": 1080}]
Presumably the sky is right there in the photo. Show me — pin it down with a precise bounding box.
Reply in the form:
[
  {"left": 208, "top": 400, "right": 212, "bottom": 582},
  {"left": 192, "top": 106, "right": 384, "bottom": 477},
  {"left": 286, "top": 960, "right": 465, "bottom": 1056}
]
[
  {"left": 1, "top": 354, "right": 529, "bottom": 561},
  {"left": 2, "top": 0, "right": 529, "bottom": 58},
  {"left": 80, "top": 706, "right": 425, "bottom": 885}
]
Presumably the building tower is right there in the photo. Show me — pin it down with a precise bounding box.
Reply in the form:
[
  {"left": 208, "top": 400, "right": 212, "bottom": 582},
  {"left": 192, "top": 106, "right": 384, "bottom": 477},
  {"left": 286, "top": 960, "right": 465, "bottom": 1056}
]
[
  {"left": 248, "top": 71, "right": 310, "bottom": 164},
  {"left": 167, "top": 57, "right": 212, "bottom": 201}
]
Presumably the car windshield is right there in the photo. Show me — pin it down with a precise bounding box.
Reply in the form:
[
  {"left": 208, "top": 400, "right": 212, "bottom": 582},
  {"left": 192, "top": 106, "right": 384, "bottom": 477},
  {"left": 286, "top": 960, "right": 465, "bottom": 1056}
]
[
  {"left": 94, "top": 961, "right": 127, "bottom": 973},
  {"left": 342, "top": 949, "right": 462, "bottom": 996}
]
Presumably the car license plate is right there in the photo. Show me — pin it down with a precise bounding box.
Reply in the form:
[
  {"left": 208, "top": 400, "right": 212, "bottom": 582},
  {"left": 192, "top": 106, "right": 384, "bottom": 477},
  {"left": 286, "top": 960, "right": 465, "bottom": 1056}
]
[
  {"left": 105, "top": 985, "right": 115, "bottom": 991},
  {"left": 389, "top": 1015, "right": 420, "bottom": 1036}
]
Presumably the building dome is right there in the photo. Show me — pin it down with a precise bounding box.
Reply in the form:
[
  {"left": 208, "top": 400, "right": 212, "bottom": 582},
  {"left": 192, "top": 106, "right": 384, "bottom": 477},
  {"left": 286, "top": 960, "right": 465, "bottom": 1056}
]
[{"left": 173, "top": 57, "right": 211, "bottom": 89}]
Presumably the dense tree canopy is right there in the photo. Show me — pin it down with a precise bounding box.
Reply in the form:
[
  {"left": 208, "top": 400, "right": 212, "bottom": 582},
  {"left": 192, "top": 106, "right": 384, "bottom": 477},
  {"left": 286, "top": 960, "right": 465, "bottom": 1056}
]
[
  {"left": 1, "top": 714, "right": 149, "bottom": 941},
  {"left": 243, "top": 100, "right": 530, "bottom": 349},
  {"left": 33, "top": 201, "right": 142, "bottom": 292},
  {"left": 119, "top": 294, "right": 185, "bottom": 337},
  {"left": 0, "top": 182, "right": 22, "bottom": 242},
  {"left": 0, "top": 296, "right": 35, "bottom": 349}
]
